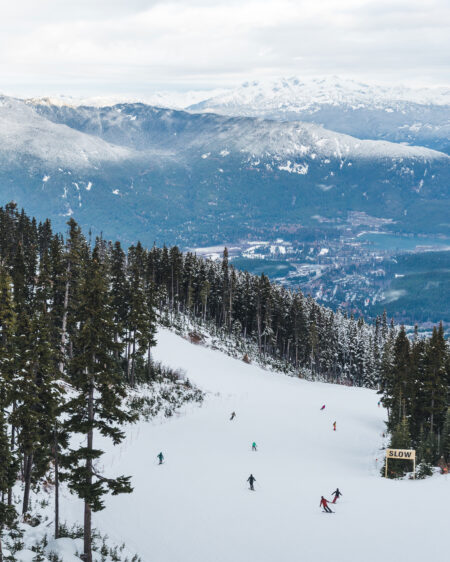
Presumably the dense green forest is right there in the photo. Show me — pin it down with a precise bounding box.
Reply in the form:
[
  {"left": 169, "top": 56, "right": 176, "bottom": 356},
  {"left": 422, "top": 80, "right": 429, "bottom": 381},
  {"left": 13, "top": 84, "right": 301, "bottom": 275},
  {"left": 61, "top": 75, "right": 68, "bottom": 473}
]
[{"left": 0, "top": 203, "right": 449, "bottom": 560}]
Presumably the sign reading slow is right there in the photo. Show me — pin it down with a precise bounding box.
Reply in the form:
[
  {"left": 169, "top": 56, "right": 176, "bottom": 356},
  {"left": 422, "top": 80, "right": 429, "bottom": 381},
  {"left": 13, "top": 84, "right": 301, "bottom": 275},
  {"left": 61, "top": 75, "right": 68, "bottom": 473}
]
[{"left": 386, "top": 449, "right": 416, "bottom": 459}]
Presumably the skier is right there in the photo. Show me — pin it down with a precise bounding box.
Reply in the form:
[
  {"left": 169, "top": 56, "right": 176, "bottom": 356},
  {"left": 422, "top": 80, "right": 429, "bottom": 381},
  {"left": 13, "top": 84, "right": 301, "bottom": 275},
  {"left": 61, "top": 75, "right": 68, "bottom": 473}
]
[
  {"left": 252, "top": 442, "right": 257, "bottom": 451},
  {"left": 247, "top": 474, "right": 256, "bottom": 491},
  {"left": 230, "top": 411, "right": 236, "bottom": 421},
  {"left": 333, "top": 421, "right": 336, "bottom": 431},
  {"left": 378, "top": 401, "right": 381, "bottom": 408},
  {"left": 331, "top": 488, "right": 342, "bottom": 503},
  {"left": 157, "top": 452, "right": 164, "bottom": 465},
  {"left": 319, "top": 496, "right": 333, "bottom": 513},
  {"left": 320, "top": 404, "right": 326, "bottom": 411}
]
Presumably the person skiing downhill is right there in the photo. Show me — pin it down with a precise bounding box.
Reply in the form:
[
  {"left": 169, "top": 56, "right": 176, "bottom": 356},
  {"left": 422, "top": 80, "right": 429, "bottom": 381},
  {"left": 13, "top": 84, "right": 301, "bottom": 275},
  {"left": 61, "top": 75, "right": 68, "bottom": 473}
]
[
  {"left": 333, "top": 421, "right": 336, "bottom": 431},
  {"left": 230, "top": 412, "right": 236, "bottom": 421},
  {"left": 247, "top": 474, "right": 256, "bottom": 491},
  {"left": 157, "top": 452, "right": 164, "bottom": 465},
  {"left": 320, "top": 404, "right": 325, "bottom": 411},
  {"left": 320, "top": 496, "right": 333, "bottom": 513},
  {"left": 331, "top": 488, "right": 342, "bottom": 503},
  {"left": 252, "top": 442, "right": 257, "bottom": 451}
]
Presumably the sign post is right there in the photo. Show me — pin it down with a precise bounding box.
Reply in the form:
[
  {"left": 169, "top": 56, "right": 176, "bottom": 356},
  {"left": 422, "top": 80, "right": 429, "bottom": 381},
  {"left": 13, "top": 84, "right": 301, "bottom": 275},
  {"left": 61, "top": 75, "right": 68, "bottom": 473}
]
[{"left": 385, "top": 448, "right": 416, "bottom": 479}]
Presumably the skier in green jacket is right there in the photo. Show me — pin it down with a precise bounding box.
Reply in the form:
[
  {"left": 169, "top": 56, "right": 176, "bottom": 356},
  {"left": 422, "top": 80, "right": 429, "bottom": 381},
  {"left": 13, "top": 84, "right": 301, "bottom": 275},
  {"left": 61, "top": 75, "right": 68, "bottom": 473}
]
[
  {"left": 157, "top": 452, "right": 164, "bottom": 465},
  {"left": 252, "top": 442, "right": 257, "bottom": 451}
]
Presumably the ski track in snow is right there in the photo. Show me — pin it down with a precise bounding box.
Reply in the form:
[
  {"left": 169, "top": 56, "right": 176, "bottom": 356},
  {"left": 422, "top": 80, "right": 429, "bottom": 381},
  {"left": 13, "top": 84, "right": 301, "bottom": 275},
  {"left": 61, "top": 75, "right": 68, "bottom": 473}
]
[{"left": 62, "top": 328, "right": 447, "bottom": 562}]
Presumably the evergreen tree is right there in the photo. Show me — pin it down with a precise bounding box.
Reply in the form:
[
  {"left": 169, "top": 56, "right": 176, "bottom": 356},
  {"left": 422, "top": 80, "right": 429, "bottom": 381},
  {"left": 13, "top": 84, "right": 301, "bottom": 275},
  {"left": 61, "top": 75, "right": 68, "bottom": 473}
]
[{"left": 62, "top": 247, "right": 136, "bottom": 562}]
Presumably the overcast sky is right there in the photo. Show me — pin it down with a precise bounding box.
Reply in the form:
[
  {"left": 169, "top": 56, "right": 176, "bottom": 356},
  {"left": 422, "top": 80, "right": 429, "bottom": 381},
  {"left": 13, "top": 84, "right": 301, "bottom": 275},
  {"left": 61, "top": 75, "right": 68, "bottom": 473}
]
[{"left": 1, "top": 0, "right": 449, "bottom": 97}]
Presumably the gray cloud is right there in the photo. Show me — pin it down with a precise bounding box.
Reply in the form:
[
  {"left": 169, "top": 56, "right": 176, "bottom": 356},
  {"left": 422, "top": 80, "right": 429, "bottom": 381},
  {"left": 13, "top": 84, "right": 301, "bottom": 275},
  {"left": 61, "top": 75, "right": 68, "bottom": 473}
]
[{"left": 1, "top": 0, "right": 448, "bottom": 96}]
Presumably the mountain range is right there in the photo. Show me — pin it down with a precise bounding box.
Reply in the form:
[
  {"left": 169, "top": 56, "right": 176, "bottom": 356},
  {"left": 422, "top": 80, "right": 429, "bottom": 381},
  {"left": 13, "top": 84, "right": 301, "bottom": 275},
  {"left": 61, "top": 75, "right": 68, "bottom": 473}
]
[
  {"left": 0, "top": 79, "right": 449, "bottom": 247},
  {"left": 189, "top": 77, "right": 450, "bottom": 155}
]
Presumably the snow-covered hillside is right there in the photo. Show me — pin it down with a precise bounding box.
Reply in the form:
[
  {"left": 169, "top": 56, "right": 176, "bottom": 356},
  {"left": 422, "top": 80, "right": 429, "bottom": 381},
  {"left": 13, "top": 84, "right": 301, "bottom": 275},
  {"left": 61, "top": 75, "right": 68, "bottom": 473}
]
[
  {"left": 39, "top": 328, "right": 446, "bottom": 562},
  {"left": 0, "top": 96, "right": 138, "bottom": 169}
]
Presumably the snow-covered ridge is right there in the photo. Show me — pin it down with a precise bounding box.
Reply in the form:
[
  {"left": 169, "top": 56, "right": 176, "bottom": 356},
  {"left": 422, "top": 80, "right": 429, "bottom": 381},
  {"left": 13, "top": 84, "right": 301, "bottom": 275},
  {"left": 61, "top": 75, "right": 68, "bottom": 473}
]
[
  {"left": 4, "top": 93, "right": 446, "bottom": 171},
  {"left": 189, "top": 76, "right": 450, "bottom": 114},
  {"left": 0, "top": 96, "right": 138, "bottom": 169},
  {"left": 22, "top": 77, "right": 450, "bottom": 113},
  {"left": 24, "top": 88, "right": 228, "bottom": 111}
]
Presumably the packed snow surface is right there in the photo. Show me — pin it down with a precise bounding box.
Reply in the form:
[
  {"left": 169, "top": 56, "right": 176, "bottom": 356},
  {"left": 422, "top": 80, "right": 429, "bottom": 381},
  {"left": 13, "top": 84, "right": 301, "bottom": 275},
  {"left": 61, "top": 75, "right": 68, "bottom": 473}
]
[{"left": 62, "top": 328, "right": 446, "bottom": 562}]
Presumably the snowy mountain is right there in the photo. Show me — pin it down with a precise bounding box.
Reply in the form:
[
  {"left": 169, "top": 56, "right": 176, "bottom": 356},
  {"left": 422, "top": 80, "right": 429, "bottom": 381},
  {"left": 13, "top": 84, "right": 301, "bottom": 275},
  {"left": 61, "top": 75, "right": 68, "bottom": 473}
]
[
  {"left": 189, "top": 77, "right": 450, "bottom": 154},
  {"left": 0, "top": 94, "right": 448, "bottom": 245},
  {"left": 0, "top": 96, "right": 139, "bottom": 169},
  {"left": 12, "top": 327, "right": 448, "bottom": 562}
]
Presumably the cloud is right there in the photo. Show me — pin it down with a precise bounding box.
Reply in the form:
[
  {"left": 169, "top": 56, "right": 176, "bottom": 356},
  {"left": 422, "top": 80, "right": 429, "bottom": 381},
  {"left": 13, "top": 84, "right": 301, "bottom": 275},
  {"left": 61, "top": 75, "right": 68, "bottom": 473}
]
[{"left": 1, "top": 0, "right": 449, "bottom": 95}]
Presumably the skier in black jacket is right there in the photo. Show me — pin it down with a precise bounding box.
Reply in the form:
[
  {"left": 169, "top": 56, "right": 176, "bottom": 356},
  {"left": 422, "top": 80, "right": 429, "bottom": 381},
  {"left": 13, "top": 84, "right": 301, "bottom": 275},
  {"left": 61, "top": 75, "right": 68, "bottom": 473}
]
[
  {"left": 331, "top": 488, "right": 342, "bottom": 503},
  {"left": 247, "top": 474, "right": 256, "bottom": 490}
]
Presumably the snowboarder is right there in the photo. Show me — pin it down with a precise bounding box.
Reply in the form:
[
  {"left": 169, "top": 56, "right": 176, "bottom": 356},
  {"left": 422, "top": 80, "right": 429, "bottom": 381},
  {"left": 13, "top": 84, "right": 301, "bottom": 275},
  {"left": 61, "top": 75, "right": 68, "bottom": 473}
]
[
  {"left": 320, "top": 404, "right": 326, "bottom": 410},
  {"left": 247, "top": 474, "right": 256, "bottom": 491},
  {"left": 333, "top": 421, "right": 336, "bottom": 431},
  {"left": 320, "top": 496, "right": 333, "bottom": 513},
  {"left": 252, "top": 442, "right": 257, "bottom": 451},
  {"left": 230, "top": 412, "right": 236, "bottom": 421},
  {"left": 157, "top": 452, "right": 164, "bottom": 465},
  {"left": 331, "top": 488, "right": 342, "bottom": 503}
]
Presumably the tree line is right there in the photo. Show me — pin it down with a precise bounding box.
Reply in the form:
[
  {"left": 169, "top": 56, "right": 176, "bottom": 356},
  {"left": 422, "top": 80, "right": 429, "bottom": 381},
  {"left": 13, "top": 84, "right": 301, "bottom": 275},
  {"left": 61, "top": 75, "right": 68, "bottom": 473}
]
[
  {"left": 379, "top": 324, "right": 450, "bottom": 477},
  {"left": 0, "top": 204, "right": 156, "bottom": 562}
]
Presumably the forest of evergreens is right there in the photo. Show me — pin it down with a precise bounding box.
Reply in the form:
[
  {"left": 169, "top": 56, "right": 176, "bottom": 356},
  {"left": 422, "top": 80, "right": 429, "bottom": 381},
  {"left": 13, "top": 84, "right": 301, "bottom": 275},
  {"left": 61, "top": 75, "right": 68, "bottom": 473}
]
[{"left": 0, "top": 203, "right": 449, "bottom": 560}]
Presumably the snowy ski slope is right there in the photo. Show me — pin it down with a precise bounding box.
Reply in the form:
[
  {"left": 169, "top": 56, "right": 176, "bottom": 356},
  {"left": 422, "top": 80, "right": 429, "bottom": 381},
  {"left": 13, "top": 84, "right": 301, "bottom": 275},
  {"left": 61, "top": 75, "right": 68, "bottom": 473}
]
[{"left": 74, "top": 329, "right": 447, "bottom": 562}]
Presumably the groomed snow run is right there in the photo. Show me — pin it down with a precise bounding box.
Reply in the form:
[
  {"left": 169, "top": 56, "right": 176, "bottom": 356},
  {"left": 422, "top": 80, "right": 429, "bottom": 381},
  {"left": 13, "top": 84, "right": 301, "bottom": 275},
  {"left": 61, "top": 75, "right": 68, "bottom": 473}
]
[{"left": 79, "top": 328, "right": 446, "bottom": 561}]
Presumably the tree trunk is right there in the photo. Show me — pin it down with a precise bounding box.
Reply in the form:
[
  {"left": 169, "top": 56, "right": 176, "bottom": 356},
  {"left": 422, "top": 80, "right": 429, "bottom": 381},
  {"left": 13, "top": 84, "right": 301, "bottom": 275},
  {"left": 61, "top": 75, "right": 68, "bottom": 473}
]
[
  {"left": 83, "top": 372, "right": 94, "bottom": 562},
  {"left": 126, "top": 332, "right": 132, "bottom": 383},
  {"left": 147, "top": 346, "right": 151, "bottom": 381},
  {"left": 130, "top": 336, "right": 136, "bottom": 387},
  {"left": 54, "top": 430, "right": 60, "bottom": 539},
  {"left": 8, "top": 414, "right": 15, "bottom": 506},
  {"left": 22, "top": 452, "right": 33, "bottom": 515},
  {"left": 83, "top": 501, "right": 92, "bottom": 562},
  {"left": 59, "top": 264, "right": 71, "bottom": 373},
  {"left": 431, "top": 396, "right": 435, "bottom": 434}
]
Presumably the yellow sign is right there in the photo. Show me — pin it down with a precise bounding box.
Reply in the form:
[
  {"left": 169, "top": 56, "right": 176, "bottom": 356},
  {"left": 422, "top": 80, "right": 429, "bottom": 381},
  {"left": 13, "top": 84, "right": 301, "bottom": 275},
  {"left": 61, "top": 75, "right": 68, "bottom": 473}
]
[
  {"left": 385, "top": 448, "right": 416, "bottom": 478},
  {"left": 386, "top": 449, "right": 416, "bottom": 459}
]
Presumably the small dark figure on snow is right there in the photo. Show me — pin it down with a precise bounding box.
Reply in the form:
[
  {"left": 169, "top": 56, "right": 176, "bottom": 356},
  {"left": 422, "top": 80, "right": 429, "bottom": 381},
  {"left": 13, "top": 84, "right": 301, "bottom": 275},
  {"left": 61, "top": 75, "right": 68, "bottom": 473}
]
[
  {"left": 157, "top": 452, "right": 164, "bottom": 465},
  {"left": 247, "top": 474, "right": 256, "bottom": 490},
  {"left": 320, "top": 404, "right": 325, "bottom": 411},
  {"left": 331, "top": 488, "right": 342, "bottom": 503},
  {"left": 333, "top": 421, "right": 336, "bottom": 431},
  {"left": 230, "top": 412, "right": 236, "bottom": 421},
  {"left": 320, "top": 496, "right": 332, "bottom": 513},
  {"left": 252, "top": 442, "right": 257, "bottom": 451}
]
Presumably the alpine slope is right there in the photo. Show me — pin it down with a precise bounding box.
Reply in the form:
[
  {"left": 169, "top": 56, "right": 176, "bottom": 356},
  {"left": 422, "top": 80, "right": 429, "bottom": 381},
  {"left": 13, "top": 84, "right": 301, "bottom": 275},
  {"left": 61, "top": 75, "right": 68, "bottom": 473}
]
[{"left": 69, "top": 328, "right": 448, "bottom": 562}]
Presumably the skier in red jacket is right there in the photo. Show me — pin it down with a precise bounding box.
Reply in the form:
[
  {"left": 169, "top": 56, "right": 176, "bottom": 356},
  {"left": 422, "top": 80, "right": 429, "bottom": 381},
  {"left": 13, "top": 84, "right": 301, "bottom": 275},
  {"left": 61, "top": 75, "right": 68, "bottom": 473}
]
[{"left": 320, "top": 496, "right": 333, "bottom": 513}]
